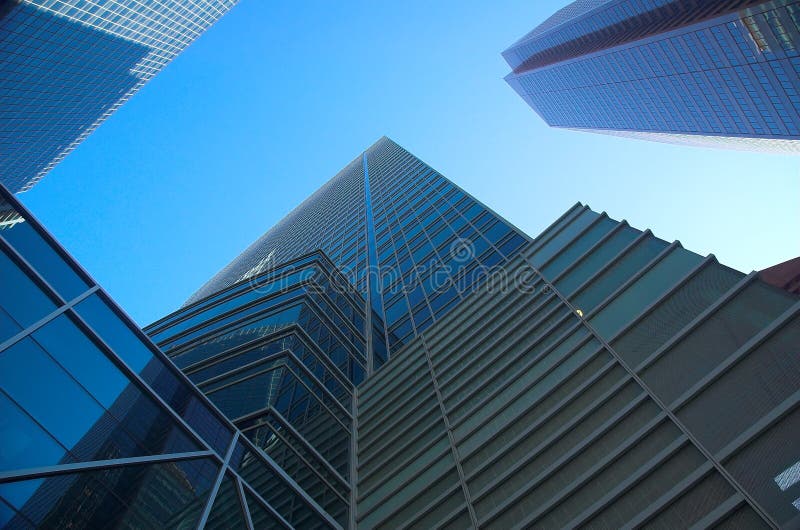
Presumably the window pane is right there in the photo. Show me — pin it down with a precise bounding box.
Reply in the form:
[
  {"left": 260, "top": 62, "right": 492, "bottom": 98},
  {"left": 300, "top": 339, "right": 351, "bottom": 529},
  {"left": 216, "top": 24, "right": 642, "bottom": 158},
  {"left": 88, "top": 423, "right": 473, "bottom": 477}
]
[
  {"left": 205, "top": 473, "right": 248, "bottom": 530},
  {"left": 0, "top": 247, "right": 55, "bottom": 333},
  {"left": 74, "top": 294, "right": 153, "bottom": 373},
  {"left": 0, "top": 213, "right": 88, "bottom": 301},
  {"left": 0, "top": 391, "right": 68, "bottom": 473},
  {"left": 0, "top": 458, "right": 218, "bottom": 529}
]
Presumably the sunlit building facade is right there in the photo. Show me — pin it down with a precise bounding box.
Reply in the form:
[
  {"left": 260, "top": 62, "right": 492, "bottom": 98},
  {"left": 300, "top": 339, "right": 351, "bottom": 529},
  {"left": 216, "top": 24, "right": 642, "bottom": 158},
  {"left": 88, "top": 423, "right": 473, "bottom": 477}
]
[
  {"left": 504, "top": 0, "right": 800, "bottom": 152},
  {"left": 0, "top": 0, "right": 238, "bottom": 193}
]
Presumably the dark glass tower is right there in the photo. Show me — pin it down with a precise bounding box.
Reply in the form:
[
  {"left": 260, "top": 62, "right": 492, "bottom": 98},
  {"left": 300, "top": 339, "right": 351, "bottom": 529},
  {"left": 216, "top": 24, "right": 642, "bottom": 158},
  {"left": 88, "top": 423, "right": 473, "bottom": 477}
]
[
  {"left": 2, "top": 139, "right": 799, "bottom": 528},
  {"left": 147, "top": 138, "right": 800, "bottom": 528},
  {"left": 504, "top": 0, "right": 800, "bottom": 152},
  {"left": 0, "top": 0, "right": 238, "bottom": 193}
]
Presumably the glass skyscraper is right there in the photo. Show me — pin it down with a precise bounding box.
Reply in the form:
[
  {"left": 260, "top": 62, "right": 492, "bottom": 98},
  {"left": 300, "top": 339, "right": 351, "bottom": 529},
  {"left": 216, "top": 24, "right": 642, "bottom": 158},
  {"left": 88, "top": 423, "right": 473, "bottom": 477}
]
[
  {"left": 0, "top": 0, "right": 238, "bottom": 193},
  {"left": 2, "top": 138, "right": 799, "bottom": 528},
  {"left": 504, "top": 0, "right": 800, "bottom": 153}
]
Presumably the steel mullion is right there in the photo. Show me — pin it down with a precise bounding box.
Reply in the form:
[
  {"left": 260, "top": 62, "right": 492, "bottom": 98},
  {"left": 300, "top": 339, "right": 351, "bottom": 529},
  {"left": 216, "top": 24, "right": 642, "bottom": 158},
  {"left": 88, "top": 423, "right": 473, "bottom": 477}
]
[
  {"left": 0, "top": 285, "right": 98, "bottom": 354},
  {"left": 249, "top": 416, "right": 350, "bottom": 502},
  {"left": 206, "top": 359, "right": 350, "bottom": 432},
  {"left": 197, "top": 432, "right": 240, "bottom": 529},
  {"left": 236, "top": 425, "right": 343, "bottom": 529},
  {"left": 420, "top": 335, "right": 479, "bottom": 528},
  {"left": 0, "top": 450, "right": 214, "bottom": 483},
  {"left": 260, "top": 407, "right": 350, "bottom": 488},
  {"left": 235, "top": 476, "right": 256, "bottom": 530},
  {"left": 348, "top": 384, "right": 359, "bottom": 530},
  {"left": 236, "top": 477, "right": 292, "bottom": 529},
  {"left": 66, "top": 307, "right": 223, "bottom": 457}
]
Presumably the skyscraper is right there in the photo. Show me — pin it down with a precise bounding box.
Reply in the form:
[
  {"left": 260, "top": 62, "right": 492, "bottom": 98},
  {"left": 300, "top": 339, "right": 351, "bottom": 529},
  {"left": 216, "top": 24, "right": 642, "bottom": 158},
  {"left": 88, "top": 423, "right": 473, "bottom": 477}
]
[
  {"left": 0, "top": 0, "right": 238, "bottom": 193},
  {"left": 146, "top": 138, "right": 800, "bottom": 528},
  {"left": 504, "top": 0, "right": 800, "bottom": 152},
  {"left": 2, "top": 139, "right": 798, "bottom": 528}
]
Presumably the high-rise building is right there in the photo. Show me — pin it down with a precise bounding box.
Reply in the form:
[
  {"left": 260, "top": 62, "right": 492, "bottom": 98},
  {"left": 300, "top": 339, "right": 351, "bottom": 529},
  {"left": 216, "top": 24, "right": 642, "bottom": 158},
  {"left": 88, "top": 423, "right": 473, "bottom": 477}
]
[
  {"left": 0, "top": 0, "right": 238, "bottom": 193},
  {"left": 2, "top": 138, "right": 799, "bottom": 528},
  {"left": 146, "top": 138, "right": 800, "bottom": 528},
  {"left": 504, "top": 0, "right": 800, "bottom": 153}
]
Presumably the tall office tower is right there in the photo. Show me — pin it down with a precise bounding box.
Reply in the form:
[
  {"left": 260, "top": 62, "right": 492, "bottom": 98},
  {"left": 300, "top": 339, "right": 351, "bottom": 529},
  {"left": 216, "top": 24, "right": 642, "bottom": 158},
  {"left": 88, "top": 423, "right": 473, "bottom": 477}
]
[
  {"left": 146, "top": 138, "right": 800, "bottom": 528},
  {"left": 144, "top": 137, "right": 530, "bottom": 527},
  {"left": 503, "top": 0, "right": 800, "bottom": 153},
  {"left": 0, "top": 0, "right": 238, "bottom": 193},
  {"left": 3, "top": 139, "right": 799, "bottom": 529}
]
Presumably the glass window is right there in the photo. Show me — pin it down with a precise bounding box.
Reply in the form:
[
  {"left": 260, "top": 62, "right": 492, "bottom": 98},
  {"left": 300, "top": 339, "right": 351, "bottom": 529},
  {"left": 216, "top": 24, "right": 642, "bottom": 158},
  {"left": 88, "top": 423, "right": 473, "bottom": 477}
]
[
  {"left": 0, "top": 337, "right": 110, "bottom": 450},
  {"left": 0, "top": 211, "right": 88, "bottom": 302},
  {"left": 74, "top": 293, "right": 153, "bottom": 373},
  {"left": 204, "top": 473, "right": 248, "bottom": 530},
  {"left": 31, "top": 315, "right": 128, "bottom": 409},
  {"left": 0, "top": 306, "right": 21, "bottom": 346},
  {"left": 0, "top": 458, "right": 218, "bottom": 529},
  {"left": 0, "top": 247, "right": 55, "bottom": 333},
  {"left": 0, "top": 391, "right": 68, "bottom": 473}
]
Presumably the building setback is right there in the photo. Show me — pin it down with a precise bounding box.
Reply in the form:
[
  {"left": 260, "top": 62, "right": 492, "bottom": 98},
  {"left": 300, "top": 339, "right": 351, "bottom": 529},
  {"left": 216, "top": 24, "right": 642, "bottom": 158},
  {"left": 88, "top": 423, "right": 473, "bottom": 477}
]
[
  {"left": 1, "top": 138, "right": 798, "bottom": 528},
  {"left": 0, "top": 0, "right": 238, "bottom": 193},
  {"left": 504, "top": 0, "right": 800, "bottom": 153}
]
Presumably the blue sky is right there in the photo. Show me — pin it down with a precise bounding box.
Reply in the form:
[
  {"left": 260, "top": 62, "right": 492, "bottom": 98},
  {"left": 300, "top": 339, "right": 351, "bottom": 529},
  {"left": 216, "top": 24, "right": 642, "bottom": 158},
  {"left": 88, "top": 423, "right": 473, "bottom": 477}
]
[{"left": 20, "top": 0, "right": 800, "bottom": 326}]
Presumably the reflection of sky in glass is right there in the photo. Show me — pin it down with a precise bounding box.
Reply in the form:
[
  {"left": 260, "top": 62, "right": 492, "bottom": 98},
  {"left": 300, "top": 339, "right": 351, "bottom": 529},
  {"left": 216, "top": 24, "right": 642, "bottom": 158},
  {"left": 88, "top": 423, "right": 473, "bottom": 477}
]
[{"left": 0, "top": 316, "right": 130, "bottom": 510}]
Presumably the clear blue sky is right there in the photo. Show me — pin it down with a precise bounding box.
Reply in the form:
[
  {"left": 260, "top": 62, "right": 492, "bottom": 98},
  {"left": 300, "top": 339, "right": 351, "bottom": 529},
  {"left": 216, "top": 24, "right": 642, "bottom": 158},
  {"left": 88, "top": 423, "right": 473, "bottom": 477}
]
[{"left": 20, "top": 0, "right": 800, "bottom": 326}]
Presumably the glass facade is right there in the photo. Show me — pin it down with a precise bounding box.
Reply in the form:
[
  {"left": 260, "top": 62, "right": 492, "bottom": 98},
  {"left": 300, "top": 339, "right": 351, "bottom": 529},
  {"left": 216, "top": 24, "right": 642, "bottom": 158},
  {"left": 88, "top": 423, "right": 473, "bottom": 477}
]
[
  {"left": 185, "top": 137, "right": 528, "bottom": 368},
  {"left": 504, "top": 0, "right": 800, "bottom": 152},
  {"left": 145, "top": 137, "right": 529, "bottom": 527},
  {"left": 3, "top": 139, "right": 799, "bottom": 528},
  {"left": 0, "top": 0, "right": 238, "bottom": 193},
  {"left": 0, "top": 186, "right": 338, "bottom": 528}
]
